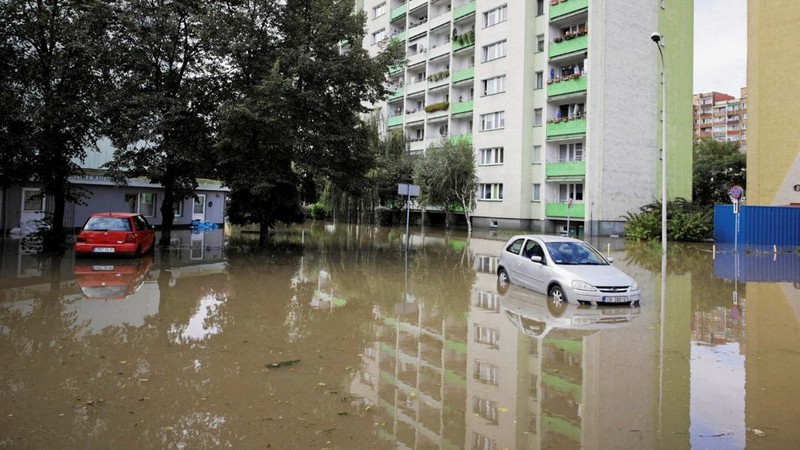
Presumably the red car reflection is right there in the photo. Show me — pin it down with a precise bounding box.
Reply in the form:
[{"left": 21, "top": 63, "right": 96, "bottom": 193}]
[{"left": 74, "top": 255, "right": 154, "bottom": 300}]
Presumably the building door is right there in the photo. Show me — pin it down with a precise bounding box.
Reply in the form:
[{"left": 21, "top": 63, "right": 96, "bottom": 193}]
[
  {"left": 192, "top": 194, "right": 206, "bottom": 222},
  {"left": 20, "top": 188, "right": 45, "bottom": 228}
]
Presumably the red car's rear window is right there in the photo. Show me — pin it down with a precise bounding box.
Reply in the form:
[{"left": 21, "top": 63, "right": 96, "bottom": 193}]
[{"left": 84, "top": 217, "right": 132, "bottom": 231}]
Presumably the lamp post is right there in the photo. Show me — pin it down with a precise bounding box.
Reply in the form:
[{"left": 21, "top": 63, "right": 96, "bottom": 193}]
[{"left": 651, "top": 32, "right": 667, "bottom": 255}]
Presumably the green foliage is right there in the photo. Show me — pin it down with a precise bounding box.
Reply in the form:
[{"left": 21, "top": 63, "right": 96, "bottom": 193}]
[
  {"left": 423, "top": 101, "right": 450, "bottom": 113},
  {"left": 623, "top": 198, "right": 713, "bottom": 242},
  {"left": 309, "top": 203, "right": 326, "bottom": 220},
  {"left": 693, "top": 138, "right": 746, "bottom": 208}
]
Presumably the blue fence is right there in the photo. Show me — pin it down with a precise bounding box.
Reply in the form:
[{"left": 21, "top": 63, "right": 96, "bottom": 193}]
[{"left": 714, "top": 204, "right": 800, "bottom": 248}]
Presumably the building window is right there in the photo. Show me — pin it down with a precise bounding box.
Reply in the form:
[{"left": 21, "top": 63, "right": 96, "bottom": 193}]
[
  {"left": 537, "top": 0, "right": 544, "bottom": 16},
  {"left": 474, "top": 361, "right": 499, "bottom": 385},
  {"left": 371, "top": 29, "right": 385, "bottom": 45},
  {"left": 480, "top": 111, "right": 505, "bottom": 131},
  {"left": 483, "top": 5, "right": 507, "bottom": 28},
  {"left": 125, "top": 192, "right": 158, "bottom": 217},
  {"left": 373, "top": 2, "right": 386, "bottom": 18},
  {"left": 535, "top": 71, "right": 543, "bottom": 89},
  {"left": 479, "top": 183, "right": 504, "bottom": 200},
  {"left": 482, "top": 40, "right": 507, "bottom": 62},
  {"left": 532, "top": 183, "right": 541, "bottom": 201},
  {"left": 174, "top": 200, "right": 184, "bottom": 217},
  {"left": 534, "top": 108, "right": 543, "bottom": 126},
  {"left": 474, "top": 325, "right": 500, "bottom": 346},
  {"left": 533, "top": 145, "right": 542, "bottom": 163},
  {"left": 536, "top": 34, "right": 544, "bottom": 53},
  {"left": 558, "top": 183, "right": 583, "bottom": 202},
  {"left": 479, "top": 147, "right": 504, "bottom": 165},
  {"left": 482, "top": 75, "right": 506, "bottom": 96},
  {"left": 558, "top": 142, "right": 584, "bottom": 161},
  {"left": 22, "top": 189, "right": 45, "bottom": 212}
]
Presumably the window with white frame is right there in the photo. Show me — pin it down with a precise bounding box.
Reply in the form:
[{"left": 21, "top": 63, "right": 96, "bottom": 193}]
[
  {"left": 479, "top": 147, "right": 504, "bottom": 165},
  {"left": 536, "top": 0, "right": 544, "bottom": 16},
  {"left": 373, "top": 2, "right": 386, "bottom": 18},
  {"left": 482, "top": 75, "right": 506, "bottom": 95},
  {"left": 532, "top": 183, "right": 541, "bottom": 201},
  {"left": 474, "top": 325, "right": 500, "bottom": 347},
  {"left": 480, "top": 111, "right": 505, "bottom": 130},
  {"left": 533, "top": 145, "right": 542, "bottom": 163},
  {"left": 125, "top": 192, "right": 158, "bottom": 217},
  {"left": 479, "top": 183, "right": 504, "bottom": 200},
  {"left": 482, "top": 40, "right": 507, "bottom": 62},
  {"left": 174, "top": 200, "right": 184, "bottom": 217},
  {"left": 534, "top": 108, "right": 543, "bottom": 126},
  {"left": 371, "top": 29, "right": 385, "bottom": 45},
  {"left": 483, "top": 5, "right": 507, "bottom": 28},
  {"left": 558, "top": 183, "right": 583, "bottom": 202},
  {"left": 536, "top": 34, "right": 544, "bottom": 52},
  {"left": 474, "top": 361, "right": 499, "bottom": 385},
  {"left": 558, "top": 142, "right": 584, "bottom": 161},
  {"left": 535, "top": 71, "right": 543, "bottom": 89}
]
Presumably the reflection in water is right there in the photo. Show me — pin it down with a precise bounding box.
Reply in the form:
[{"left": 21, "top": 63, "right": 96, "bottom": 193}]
[{"left": 1, "top": 225, "right": 800, "bottom": 447}]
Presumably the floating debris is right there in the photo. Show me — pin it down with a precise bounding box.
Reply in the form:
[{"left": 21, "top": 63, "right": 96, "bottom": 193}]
[{"left": 265, "top": 359, "right": 300, "bottom": 368}]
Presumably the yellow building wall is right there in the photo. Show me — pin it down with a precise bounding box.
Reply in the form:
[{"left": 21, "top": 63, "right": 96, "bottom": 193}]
[{"left": 747, "top": 1, "right": 800, "bottom": 206}]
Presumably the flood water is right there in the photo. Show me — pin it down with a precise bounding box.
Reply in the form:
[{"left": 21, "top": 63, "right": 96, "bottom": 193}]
[{"left": 1, "top": 223, "right": 799, "bottom": 449}]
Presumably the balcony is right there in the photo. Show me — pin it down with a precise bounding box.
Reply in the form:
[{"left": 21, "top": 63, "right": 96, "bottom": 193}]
[
  {"left": 451, "top": 99, "right": 473, "bottom": 116},
  {"left": 409, "top": 139, "right": 426, "bottom": 153},
  {"left": 546, "top": 160, "right": 586, "bottom": 177},
  {"left": 550, "top": 0, "right": 588, "bottom": 20},
  {"left": 546, "top": 202, "right": 585, "bottom": 219},
  {"left": 450, "top": 133, "right": 473, "bottom": 145},
  {"left": 549, "top": 34, "right": 588, "bottom": 58},
  {"left": 453, "top": 1, "right": 476, "bottom": 20},
  {"left": 428, "top": 42, "right": 451, "bottom": 59},
  {"left": 547, "top": 118, "right": 586, "bottom": 138},
  {"left": 389, "top": 64, "right": 404, "bottom": 75},
  {"left": 391, "top": 30, "right": 407, "bottom": 43},
  {"left": 547, "top": 74, "right": 587, "bottom": 97},
  {"left": 388, "top": 87, "right": 404, "bottom": 101},
  {"left": 452, "top": 30, "right": 475, "bottom": 52},
  {"left": 390, "top": 4, "right": 407, "bottom": 22},
  {"left": 452, "top": 66, "right": 474, "bottom": 83},
  {"left": 387, "top": 115, "right": 404, "bottom": 128}
]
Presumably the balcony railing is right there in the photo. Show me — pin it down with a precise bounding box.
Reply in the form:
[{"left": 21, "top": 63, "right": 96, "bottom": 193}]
[
  {"left": 390, "top": 4, "right": 407, "bottom": 22},
  {"left": 546, "top": 160, "right": 586, "bottom": 177},
  {"left": 452, "top": 66, "right": 474, "bottom": 83},
  {"left": 547, "top": 118, "right": 586, "bottom": 138},
  {"left": 452, "top": 30, "right": 475, "bottom": 51},
  {"left": 549, "top": 33, "right": 588, "bottom": 58},
  {"left": 550, "top": 0, "right": 588, "bottom": 20},
  {"left": 450, "top": 133, "right": 473, "bottom": 145},
  {"left": 451, "top": 99, "right": 474, "bottom": 115},
  {"left": 546, "top": 202, "right": 585, "bottom": 219},
  {"left": 388, "top": 87, "right": 404, "bottom": 101},
  {"left": 547, "top": 74, "right": 587, "bottom": 97},
  {"left": 387, "top": 115, "right": 404, "bottom": 127},
  {"left": 453, "top": 1, "right": 476, "bottom": 20}
]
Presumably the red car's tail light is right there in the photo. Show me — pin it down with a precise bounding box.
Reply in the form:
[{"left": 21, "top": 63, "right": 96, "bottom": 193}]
[
  {"left": 124, "top": 233, "right": 137, "bottom": 243},
  {"left": 77, "top": 233, "right": 87, "bottom": 242}
]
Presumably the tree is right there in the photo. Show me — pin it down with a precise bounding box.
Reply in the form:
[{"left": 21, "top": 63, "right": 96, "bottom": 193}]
[
  {"left": 0, "top": 0, "right": 112, "bottom": 250},
  {"left": 216, "top": 0, "right": 403, "bottom": 243},
  {"left": 414, "top": 138, "right": 478, "bottom": 236},
  {"left": 692, "top": 138, "right": 746, "bottom": 208},
  {"left": 104, "top": 0, "right": 226, "bottom": 245}
]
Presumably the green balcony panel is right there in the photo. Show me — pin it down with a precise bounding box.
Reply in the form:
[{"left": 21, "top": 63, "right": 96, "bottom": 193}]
[
  {"left": 550, "top": 0, "right": 588, "bottom": 19},
  {"left": 451, "top": 100, "right": 473, "bottom": 115},
  {"left": 388, "top": 87, "right": 404, "bottom": 101},
  {"left": 387, "top": 115, "right": 404, "bottom": 127},
  {"left": 549, "top": 34, "right": 588, "bottom": 58},
  {"left": 452, "top": 67, "right": 474, "bottom": 83},
  {"left": 547, "top": 75, "right": 587, "bottom": 97},
  {"left": 389, "top": 63, "right": 404, "bottom": 75},
  {"left": 391, "top": 31, "right": 406, "bottom": 42},
  {"left": 390, "top": 4, "right": 407, "bottom": 21},
  {"left": 452, "top": 39, "right": 474, "bottom": 52},
  {"left": 546, "top": 202, "right": 585, "bottom": 219},
  {"left": 449, "top": 133, "right": 473, "bottom": 145},
  {"left": 453, "top": 1, "right": 476, "bottom": 20},
  {"left": 546, "top": 118, "right": 586, "bottom": 138},
  {"left": 546, "top": 160, "right": 586, "bottom": 177}
]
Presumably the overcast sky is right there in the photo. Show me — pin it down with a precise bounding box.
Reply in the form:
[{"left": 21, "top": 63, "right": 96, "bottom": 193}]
[{"left": 693, "top": 0, "right": 747, "bottom": 96}]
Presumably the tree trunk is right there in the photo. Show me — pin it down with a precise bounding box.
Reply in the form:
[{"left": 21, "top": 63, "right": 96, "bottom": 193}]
[
  {"left": 158, "top": 182, "right": 176, "bottom": 246},
  {"left": 43, "top": 185, "right": 67, "bottom": 252},
  {"left": 461, "top": 198, "right": 472, "bottom": 238},
  {"left": 258, "top": 218, "right": 269, "bottom": 248}
]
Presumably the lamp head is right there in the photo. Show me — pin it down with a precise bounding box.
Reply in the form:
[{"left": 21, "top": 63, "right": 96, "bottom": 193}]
[{"left": 650, "top": 32, "right": 662, "bottom": 43}]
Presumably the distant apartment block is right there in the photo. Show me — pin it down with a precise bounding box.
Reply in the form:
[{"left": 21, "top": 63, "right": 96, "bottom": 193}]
[{"left": 692, "top": 88, "right": 748, "bottom": 150}]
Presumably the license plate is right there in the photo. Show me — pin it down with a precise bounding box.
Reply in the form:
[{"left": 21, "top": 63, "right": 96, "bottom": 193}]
[
  {"left": 602, "top": 307, "right": 631, "bottom": 314},
  {"left": 602, "top": 296, "right": 628, "bottom": 303},
  {"left": 93, "top": 247, "right": 115, "bottom": 253},
  {"left": 92, "top": 265, "right": 115, "bottom": 271}
]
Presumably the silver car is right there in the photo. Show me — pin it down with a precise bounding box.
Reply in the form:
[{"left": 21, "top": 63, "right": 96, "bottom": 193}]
[{"left": 496, "top": 234, "right": 641, "bottom": 306}]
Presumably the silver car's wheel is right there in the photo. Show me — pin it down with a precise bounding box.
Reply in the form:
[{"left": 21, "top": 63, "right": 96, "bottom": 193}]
[
  {"left": 497, "top": 268, "right": 510, "bottom": 294},
  {"left": 548, "top": 285, "right": 567, "bottom": 312}
]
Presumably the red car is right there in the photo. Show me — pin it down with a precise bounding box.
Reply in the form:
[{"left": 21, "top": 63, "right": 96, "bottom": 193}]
[{"left": 75, "top": 213, "right": 156, "bottom": 257}]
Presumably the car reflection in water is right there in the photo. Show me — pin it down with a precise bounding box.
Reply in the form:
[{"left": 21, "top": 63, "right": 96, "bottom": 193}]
[
  {"left": 73, "top": 254, "right": 155, "bottom": 300},
  {"left": 500, "top": 283, "right": 640, "bottom": 339}
]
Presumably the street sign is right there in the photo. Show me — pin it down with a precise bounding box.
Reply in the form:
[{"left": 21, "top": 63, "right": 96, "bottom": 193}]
[
  {"left": 398, "top": 183, "right": 421, "bottom": 197},
  {"left": 729, "top": 185, "right": 744, "bottom": 200}
]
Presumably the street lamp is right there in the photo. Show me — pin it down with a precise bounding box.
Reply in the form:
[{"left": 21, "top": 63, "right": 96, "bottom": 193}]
[{"left": 651, "top": 32, "right": 667, "bottom": 254}]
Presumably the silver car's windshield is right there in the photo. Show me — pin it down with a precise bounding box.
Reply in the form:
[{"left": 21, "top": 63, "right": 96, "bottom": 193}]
[{"left": 545, "top": 242, "right": 608, "bottom": 265}]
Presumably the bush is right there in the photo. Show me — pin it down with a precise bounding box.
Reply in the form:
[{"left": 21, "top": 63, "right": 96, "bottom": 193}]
[
  {"left": 309, "top": 202, "right": 326, "bottom": 220},
  {"left": 623, "top": 198, "right": 712, "bottom": 242}
]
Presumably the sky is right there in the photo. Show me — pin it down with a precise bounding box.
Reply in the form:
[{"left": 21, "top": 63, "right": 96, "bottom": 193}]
[{"left": 693, "top": 0, "right": 748, "bottom": 96}]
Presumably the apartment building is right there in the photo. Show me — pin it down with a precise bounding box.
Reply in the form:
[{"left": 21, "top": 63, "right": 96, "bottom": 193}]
[
  {"left": 357, "top": 0, "right": 693, "bottom": 236},
  {"left": 748, "top": 1, "right": 800, "bottom": 207},
  {"left": 692, "top": 88, "right": 747, "bottom": 150}
]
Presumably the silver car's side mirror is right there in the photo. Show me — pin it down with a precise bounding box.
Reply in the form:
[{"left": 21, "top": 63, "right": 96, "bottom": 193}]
[
  {"left": 607, "top": 257, "right": 614, "bottom": 263},
  {"left": 531, "top": 255, "right": 543, "bottom": 263}
]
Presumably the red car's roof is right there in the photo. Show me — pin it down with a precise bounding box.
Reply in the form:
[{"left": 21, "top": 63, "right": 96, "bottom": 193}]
[{"left": 88, "top": 212, "right": 139, "bottom": 218}]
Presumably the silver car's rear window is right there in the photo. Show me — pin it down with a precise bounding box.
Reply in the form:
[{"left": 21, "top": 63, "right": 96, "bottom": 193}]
[{"left": 84, "top": 217, "right": 132, "bottom": 231}]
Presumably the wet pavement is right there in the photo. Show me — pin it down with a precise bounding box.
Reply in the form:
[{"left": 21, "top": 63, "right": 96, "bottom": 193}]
[{"left": 0, "top": 224, "right": 799, "bottom": 449}]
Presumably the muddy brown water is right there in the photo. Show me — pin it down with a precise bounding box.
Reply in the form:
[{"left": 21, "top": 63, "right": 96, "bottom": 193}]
[{"left": 1, "top": 224, "right": 799, "bottom": 449}]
